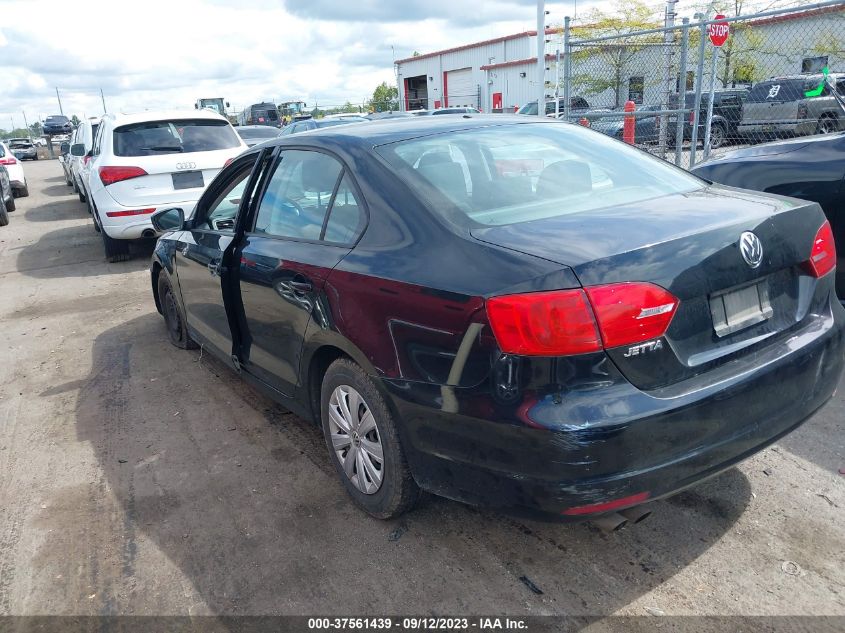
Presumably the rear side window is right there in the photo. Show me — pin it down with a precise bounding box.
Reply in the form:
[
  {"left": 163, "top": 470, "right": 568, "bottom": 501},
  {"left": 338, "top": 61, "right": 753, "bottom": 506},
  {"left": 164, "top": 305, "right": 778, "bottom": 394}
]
[
  {"left": 253, "top": 150, "right": 342, "bottom": 240},
  {"left": 113, "top": 119, "right": 240, "bottom": 156},
  {"left": 323, "top": 173, "right": 364, "bottom": 243},
  {"left": 747, "top": 80, "right": 804, "bottom": 102}
]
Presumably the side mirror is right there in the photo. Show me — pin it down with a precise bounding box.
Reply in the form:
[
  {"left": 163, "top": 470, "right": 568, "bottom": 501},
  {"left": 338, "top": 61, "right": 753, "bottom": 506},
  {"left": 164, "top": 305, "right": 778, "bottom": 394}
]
[
  {"left": 70, "top": 143, "right": 86, "bottom": 156},
  {"left": 60, "top": 142, "right": 70, "bottom": 155},
  {"left": 226, "top": 101, "right": 231, "bottom": 108},
  {"left": 151, "top": 207, "right": 185, "bottom": 233}
]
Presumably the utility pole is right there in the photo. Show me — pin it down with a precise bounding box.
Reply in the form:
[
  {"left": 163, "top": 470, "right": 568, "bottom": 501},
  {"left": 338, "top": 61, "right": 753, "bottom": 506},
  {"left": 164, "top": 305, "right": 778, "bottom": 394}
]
[
  {"left": 56, "top": 87, "right": 64, "bottom": 116},
  {"left": 21, "top": 111, "right": 30, "bottom": 139},
  {"left": 659, "top": 0, "right": 678, "bottom": 156},
  {"left": 100, "top": 88, "right": 107, "bottom": 114},
  {"left": 536, "top": 0, "right": 546, "bottom": 118}
]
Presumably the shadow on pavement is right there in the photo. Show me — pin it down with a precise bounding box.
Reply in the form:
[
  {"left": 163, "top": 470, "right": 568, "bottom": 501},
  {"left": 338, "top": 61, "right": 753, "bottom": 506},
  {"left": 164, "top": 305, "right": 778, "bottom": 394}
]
[
  {"left": 40, "top": 183, "right": 77, "bottom": 199},
  {"left": 24, "top": 199, "right": 90, "bottom": 222},
  {"left": 56, "top": 313, "right": 752, "bottom": 615},
  {"left": 15, "top": 223, "right": 153, "bottom": 278}
]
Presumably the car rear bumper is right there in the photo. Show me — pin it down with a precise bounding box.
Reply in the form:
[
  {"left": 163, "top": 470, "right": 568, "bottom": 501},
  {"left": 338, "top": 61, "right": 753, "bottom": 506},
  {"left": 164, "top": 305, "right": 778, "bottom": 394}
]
[
  {"left": 94, "top": 189, "right": 199, "bottom": 240},
  {"left": 738, "top": 121, "right": 816, "bottom": 136},
  {"left": 382, "top": 296, "right": 845, "bottom": 520}
]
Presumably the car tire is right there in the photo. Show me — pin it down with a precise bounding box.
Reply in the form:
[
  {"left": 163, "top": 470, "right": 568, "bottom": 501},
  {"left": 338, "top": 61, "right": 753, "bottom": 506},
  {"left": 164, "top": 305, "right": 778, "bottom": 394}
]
[
  {"left": 320, "top": 358, "right": 420, "bottom": 519},
  {"left": 78, "top": 190, "right": 86, "bottom": 203},
  {"left": 157, "top": 273, "right": 197, "bottom": 350},
  {"left": 101, "top": 228, "right": 130, "bottom": 263},
  {"left": 5, "top": 194, "right": 15, "bottom": 213},
  {"left": 709, "top": 123, "right": 726, "bottom": 149},
  {"left": 14, "top": 184, "right": 28, "bottom": 198},
  {"left": 817, "top": 115, "right": 838, "bottom": 135},
  {"left": 0, "top": 206, "right": 8, "bottom": 226}
]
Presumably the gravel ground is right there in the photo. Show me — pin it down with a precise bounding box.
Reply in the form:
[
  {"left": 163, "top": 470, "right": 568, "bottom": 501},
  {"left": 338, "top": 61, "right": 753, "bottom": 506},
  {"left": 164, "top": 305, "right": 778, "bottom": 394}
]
[{"left": 0, "top": 160, "right": 843, "bottom": 625}]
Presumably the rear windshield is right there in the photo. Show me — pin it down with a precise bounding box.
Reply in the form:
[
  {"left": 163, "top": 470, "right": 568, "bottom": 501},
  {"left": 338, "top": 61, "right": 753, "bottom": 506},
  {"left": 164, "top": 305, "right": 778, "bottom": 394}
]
[
  {"left": 237, "top": 127, "right": 280, "bottom": 139},
  {"left": 748, "top": 80, "right": 804, "bottom": 102},
  {"left": 113, "top": 119, "right": 240, "bottom": 156},
  {"left": 376, "top": 123, "right": 703, "bottom": 227},
  {"left": 314, "top": 118, "right": 366, "bottom": 128},
  {"left": 516, "top": 102, "right": 539, "bottom": 116},
  {"left": 9, "top": 141, "right": 32, "bottom": 147}
]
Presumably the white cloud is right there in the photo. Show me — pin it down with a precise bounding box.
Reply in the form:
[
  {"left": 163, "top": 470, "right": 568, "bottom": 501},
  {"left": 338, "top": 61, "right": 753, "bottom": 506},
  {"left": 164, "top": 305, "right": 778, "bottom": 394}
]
[{"left": 1, "top": 0, "right": 610, "bottom": 128}]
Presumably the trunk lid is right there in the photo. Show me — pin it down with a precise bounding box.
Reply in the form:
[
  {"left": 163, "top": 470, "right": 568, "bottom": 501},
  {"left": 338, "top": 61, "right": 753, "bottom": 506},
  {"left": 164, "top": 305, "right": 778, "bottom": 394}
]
[
  {"left": 105, "top": 149, "right": 235, "bottom": 207},
  {"left": 471, "top": 186, "right": 826, "bottom": 388}
]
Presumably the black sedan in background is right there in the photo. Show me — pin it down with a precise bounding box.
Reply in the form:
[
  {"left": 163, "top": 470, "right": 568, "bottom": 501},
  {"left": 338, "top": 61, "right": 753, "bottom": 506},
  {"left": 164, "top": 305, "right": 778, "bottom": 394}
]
[
  {"left": 692, "top": 132, "right": 844, "bottom": 300},
  {"left": 279, "top": 115, "right": 368, "bottom": 135},
  {"left": 43, "top": 115, "right": 72, "bottom": 135},
  {"left": 235, "top": 125, "right": 282, "bottom": 147},
  {"left": 149, "top": 116, "right": 844, "bottom": 525}
]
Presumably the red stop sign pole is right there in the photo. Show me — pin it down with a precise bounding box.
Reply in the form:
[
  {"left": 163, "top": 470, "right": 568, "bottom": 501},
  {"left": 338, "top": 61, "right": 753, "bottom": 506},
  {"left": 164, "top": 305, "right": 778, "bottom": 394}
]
[{"left": 709, "top": 14, "right": 729, "bottom": 47}]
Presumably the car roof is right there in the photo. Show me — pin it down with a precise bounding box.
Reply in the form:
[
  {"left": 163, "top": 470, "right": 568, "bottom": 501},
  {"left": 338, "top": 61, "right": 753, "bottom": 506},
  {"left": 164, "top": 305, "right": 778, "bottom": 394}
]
[
  {"left": 267, "top": 114, "right": 565, "bottom": 148},
  {"left": 103, "top": 109, "right": 229, "bottom": 125}
]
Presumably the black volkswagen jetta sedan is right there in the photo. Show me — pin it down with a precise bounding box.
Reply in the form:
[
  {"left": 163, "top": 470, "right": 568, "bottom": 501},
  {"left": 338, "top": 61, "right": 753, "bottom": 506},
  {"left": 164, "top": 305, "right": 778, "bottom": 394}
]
[{"left": 149, "top": 116, "right": 843, "bottom": 524}]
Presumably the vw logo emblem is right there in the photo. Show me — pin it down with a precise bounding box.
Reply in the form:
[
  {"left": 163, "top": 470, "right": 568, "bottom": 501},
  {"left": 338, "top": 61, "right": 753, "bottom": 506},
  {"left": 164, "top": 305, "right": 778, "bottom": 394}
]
[
  {"left": 176, "top": 162, "right": 196, "bottom": 170},
  {"left": 739, "top": 231, "right": 763, "bottom": 268}
]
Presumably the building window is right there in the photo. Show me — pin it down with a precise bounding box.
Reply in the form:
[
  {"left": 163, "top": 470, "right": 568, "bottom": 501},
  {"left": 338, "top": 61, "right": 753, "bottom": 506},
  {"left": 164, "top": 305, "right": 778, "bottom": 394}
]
[
  {"left": 802, "top": 56, "right": 828, "bottom": 73},
  {"left": 628, "top": 76, "right": 644, "bottom": 104},
  {"left": 676, "top": 71, "right": 695, "bottom": 93}
]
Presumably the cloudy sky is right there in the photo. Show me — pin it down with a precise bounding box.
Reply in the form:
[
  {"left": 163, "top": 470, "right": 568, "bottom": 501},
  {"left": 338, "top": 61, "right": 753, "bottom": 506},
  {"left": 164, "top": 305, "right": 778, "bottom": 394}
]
[{"left": 1, "top": 0, "right": 624, "bottom": 128}]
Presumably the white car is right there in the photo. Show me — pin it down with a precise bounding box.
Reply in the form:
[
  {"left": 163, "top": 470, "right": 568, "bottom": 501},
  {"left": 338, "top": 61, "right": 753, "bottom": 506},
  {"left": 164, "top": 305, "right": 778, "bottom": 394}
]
[
  {"left": 0, "top": 142, "right": 29, "bottom": 198},
  {"left": 69, "top": 117, "right": 100, "bottom": 203},
  {"left": 86, "top": 110, "right": 247, "bottom": 262}
]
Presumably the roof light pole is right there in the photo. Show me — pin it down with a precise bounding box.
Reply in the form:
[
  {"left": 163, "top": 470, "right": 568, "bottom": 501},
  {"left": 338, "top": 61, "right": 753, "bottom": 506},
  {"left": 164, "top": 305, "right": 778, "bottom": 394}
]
[
  {"left": 537, "top": 0, "right": 546, "bottom": 118},
  {"left": 55, "top": 87, "right": 64, "bottom": 116}
]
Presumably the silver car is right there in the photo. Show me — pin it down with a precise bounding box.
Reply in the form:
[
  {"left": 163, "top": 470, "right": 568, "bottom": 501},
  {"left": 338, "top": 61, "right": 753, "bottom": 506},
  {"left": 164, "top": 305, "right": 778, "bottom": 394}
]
[
  {"left": 8, "top": 138, "right": 37, "bottom": 161},
  {"left": 738, "top": 73, "right": 845, "bottom": 139}
]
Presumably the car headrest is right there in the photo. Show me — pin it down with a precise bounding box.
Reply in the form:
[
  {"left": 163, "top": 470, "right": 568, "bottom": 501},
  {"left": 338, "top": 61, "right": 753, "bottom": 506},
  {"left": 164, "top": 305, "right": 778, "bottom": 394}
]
[
  {"left": 536, "top": 160, "right": 592, "bottom": 198},
  {"left": 417, "top": 151, "right": 453, "bottom": 168},
  {"left": 301, "top": 159, "right": 340, "bottom": 193},
  {"left": 418, "top": 161, "right": 468, "bottom": 205}
]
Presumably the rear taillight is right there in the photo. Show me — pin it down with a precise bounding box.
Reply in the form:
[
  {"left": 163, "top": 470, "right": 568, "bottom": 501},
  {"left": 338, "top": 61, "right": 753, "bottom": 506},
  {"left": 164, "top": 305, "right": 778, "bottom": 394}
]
[
  {"left": 105, "top": 208, "right": 156, "bottom": 218},
  {"left": 99, "top": 165, "right": 147, "bottom": 186},
  {"left": 804, "top": 220, "right": 836, "bottom": 278},
  {"left": 0, "top": 157, "right": 17, "bottom": 165},
  {"left": 486, "top": 282, "right": 679, "bottom": 356},
  {"left": 689, "top": 111, "right": 695, "bottom": 125},
  {"left": 797, "top": 103, "right": 808, "bottom": 119},
  {"left": 83, "top": 155, "right": 92, "bottom": 166},
  {"left": 585, "top": 283, "right": 679, "bottom": 349},
  {"left": 486, "top": 289, "right": 601, "bottom": 356}
]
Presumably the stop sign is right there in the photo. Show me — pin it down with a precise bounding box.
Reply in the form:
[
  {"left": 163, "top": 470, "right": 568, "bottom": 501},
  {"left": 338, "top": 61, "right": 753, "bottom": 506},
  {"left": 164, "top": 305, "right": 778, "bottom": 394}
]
[{"left": 709, "top": 14, "right": 729, "bottom": 47}]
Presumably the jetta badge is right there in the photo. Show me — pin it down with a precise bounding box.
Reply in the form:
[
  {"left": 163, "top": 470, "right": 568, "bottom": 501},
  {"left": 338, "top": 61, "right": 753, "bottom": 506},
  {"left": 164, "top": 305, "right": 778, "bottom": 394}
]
[
  {"left": 739, "top": 231, "right": 763, "bottom": 268},
  {"left": 176, "top": 162, "right": 196, "bottom": 170}
]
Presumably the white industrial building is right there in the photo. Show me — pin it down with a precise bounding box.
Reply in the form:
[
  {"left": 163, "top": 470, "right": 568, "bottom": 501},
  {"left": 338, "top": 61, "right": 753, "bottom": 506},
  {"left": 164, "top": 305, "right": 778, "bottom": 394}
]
[{"left": 395, "top": 4, "right": 845, "bottom": 113}]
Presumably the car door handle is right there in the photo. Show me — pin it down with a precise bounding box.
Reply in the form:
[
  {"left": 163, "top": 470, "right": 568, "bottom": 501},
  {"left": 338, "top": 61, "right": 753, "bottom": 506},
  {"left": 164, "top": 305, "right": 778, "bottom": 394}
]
[{"left": 289, "top": 280, "right": 312, "bottom": 294}]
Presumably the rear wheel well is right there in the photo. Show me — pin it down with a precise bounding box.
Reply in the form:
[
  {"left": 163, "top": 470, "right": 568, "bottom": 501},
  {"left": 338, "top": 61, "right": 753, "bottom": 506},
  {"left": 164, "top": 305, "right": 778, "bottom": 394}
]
[
  {"left": 151, "top": 263, "right": 163, "bottom": 314},
  {"left": 307, "top": 346, "right": 351, "bottom": 425}
]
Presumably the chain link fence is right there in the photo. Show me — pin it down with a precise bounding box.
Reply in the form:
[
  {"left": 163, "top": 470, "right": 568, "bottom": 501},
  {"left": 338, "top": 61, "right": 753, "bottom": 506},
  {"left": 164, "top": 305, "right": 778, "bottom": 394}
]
[{"left": 556, "top": 0, "right": 845, "bottom": 170}]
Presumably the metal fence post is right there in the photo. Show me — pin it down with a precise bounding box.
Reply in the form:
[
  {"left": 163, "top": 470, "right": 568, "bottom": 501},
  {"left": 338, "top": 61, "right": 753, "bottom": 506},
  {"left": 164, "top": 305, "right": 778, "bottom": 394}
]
[
  {"left": 563, "top": 16, "right": 571, "bottom": 120},
  {"left": 689, "top": 17, "right": 708, "bottom": 169},
  {"left": 675, "top": 18, "right": 690, "bottom": 166},
  {"left": 702, "top": 46, "right": 719, "bottom": 160}
]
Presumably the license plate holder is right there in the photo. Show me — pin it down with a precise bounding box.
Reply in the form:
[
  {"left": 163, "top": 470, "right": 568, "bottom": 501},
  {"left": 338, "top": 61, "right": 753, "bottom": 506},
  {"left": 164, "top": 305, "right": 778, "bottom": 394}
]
[
  {"left": 172, "top": 171, "right": 203, "bottom": 190},
  {"left": 710, "top": 280, "right": 773, "bottom": 337}
]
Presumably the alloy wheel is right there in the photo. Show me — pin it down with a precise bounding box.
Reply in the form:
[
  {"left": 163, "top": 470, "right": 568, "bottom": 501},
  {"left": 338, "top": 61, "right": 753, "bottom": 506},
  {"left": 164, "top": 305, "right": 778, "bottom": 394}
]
[{"left": 328, "top": 385, "right": 384, "bottom": 494}]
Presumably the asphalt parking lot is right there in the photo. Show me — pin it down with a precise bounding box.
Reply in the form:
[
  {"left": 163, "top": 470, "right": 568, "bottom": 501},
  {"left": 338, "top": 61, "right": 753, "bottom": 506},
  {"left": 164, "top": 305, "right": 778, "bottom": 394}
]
[{"left": 1, "top": 160, "right": 844, "bottom": 621}]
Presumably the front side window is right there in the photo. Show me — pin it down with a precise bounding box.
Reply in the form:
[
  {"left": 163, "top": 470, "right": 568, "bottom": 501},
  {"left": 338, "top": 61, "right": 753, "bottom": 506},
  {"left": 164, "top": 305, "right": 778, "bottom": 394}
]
[
  {"left": 197, "top": 162, "right": 256, "bottom": 232},
  {"left": 377, "top": 123, "right": 703, "bottom": 227},
  {"left": 253, "top": 150, "right": 342, "bottom": 240},
  {"left": 113, "top": 119, "right": 240, "bottom": 156}
]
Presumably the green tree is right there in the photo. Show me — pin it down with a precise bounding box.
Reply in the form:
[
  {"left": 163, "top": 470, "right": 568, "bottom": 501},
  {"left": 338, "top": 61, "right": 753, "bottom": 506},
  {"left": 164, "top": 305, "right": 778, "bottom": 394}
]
[
  {"left": 29, "top": 122, "right": 42, "bottom": 137},
  {"left": 369, "top": 81, "right": 399, "bottom": 112},
  {"left": 569, "top": 0, "right": 662, "bottom": 107},
  {"left": 71, "top": 115, "right": 81, "bottom": 127}
]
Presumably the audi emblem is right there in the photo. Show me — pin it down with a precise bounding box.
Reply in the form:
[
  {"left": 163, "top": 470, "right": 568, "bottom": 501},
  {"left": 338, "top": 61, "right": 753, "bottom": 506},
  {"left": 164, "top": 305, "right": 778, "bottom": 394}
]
[
  {"left": 176, "top": 162, "right": 196, "bottom": 170},
  {"left": 739, "top": 231, "right": 763, "bottom": 268}
]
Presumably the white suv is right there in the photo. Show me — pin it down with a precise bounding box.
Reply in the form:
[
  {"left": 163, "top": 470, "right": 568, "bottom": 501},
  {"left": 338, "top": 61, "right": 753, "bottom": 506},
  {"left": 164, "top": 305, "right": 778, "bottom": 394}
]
[
  {"left": 87, "top": 110, "right": 247, "bottom": 262},
  {"left": 69, "top": 117, "right": 100, "bottom": 203}
]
